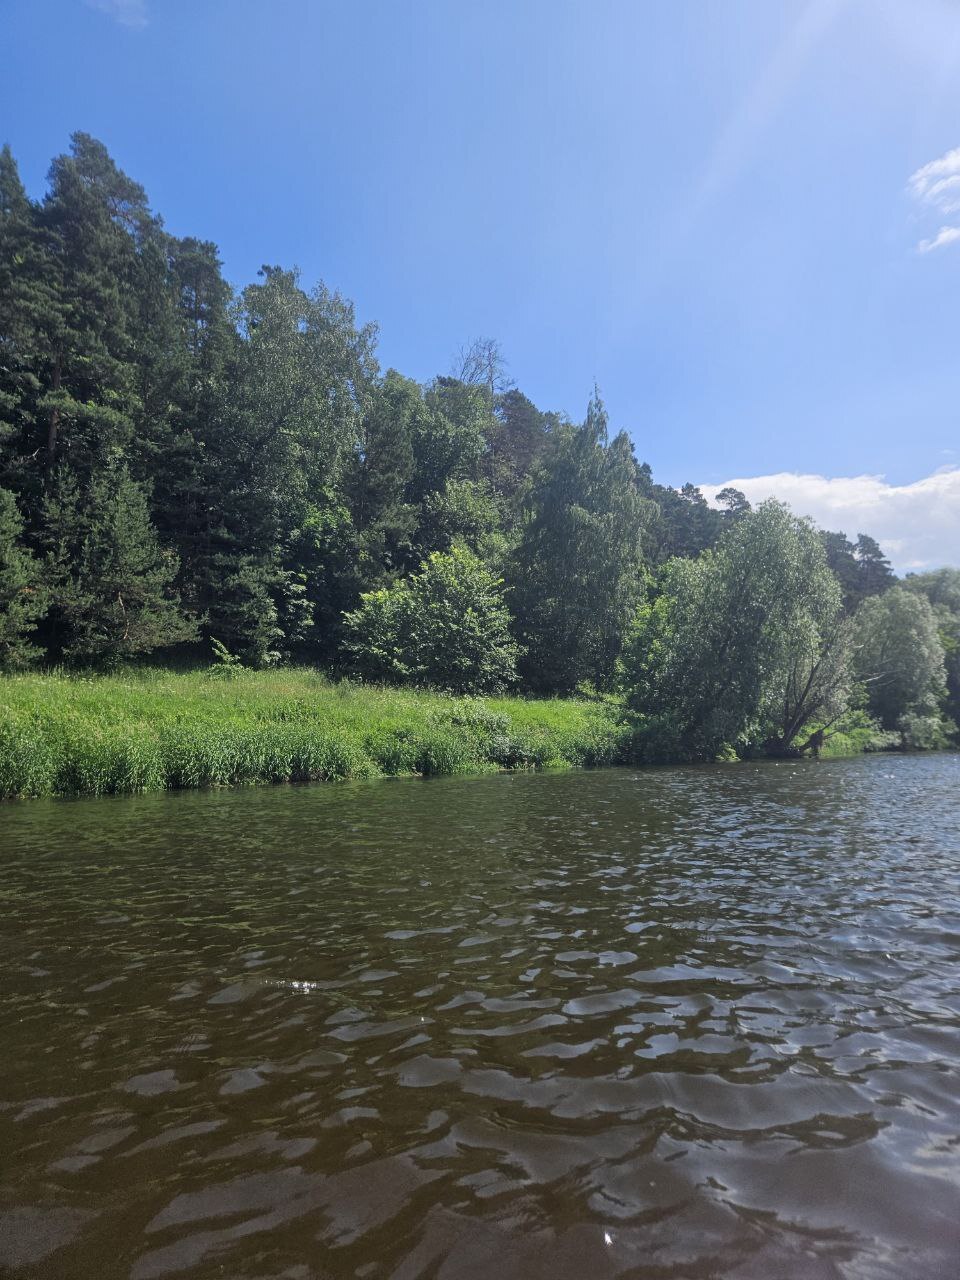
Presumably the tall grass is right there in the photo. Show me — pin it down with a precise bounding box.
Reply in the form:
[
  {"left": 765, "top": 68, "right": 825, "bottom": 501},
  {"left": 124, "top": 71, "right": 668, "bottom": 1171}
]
[{"left": 0, "top": 668, "right": 630, "bottom": 800}]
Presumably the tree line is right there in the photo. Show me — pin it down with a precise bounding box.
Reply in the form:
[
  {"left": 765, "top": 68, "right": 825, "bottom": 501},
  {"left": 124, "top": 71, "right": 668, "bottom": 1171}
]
[{"left": 0, "top": 134, "right": 957, "bottom": 757}]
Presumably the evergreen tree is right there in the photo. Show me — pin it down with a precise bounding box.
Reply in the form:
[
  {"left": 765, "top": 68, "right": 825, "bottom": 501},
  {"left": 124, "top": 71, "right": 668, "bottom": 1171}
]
[
  {"left": 0, "top": 145, "right": 58, "bottom": 497},
  {"left": 42, "top": 464, "right": 196, "bottom": 664},
  {"left": 485, "top": 388, "right": 551, "bottom": 505},
  {"left": 635, "top": 467, "right": 724, "bottom": 563},
  {"left": 821, "top": 530, "right": 895, "bottom": 611},
  {"left": 509, "top": 393, "right": 650, "bottom": 692},
  {"left": 34, "top": 133, "right": 154, "bottom": 475},
  {"left": 0, "top": 487, "right": 47, "bottom": 668},
  {"left": 854, "top": 534, "right": 895, "bottom": 598}
]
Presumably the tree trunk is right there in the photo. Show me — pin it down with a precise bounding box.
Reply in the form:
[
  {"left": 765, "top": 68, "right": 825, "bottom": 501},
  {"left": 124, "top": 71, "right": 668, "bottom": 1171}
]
[{"left": 47, "top": 349, "right": 62, "bottom": 461}]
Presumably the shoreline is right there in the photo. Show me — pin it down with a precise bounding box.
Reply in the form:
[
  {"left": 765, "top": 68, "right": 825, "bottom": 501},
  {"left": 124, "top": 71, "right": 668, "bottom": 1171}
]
[{"left": 0, "top": 667, "right": 928, "bottom": 803}]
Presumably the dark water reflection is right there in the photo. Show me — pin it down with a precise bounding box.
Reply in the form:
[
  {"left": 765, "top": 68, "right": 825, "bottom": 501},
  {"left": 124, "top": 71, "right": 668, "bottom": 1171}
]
[{"left": 2, "top": 755, "right": 960, "bottom": 1278}]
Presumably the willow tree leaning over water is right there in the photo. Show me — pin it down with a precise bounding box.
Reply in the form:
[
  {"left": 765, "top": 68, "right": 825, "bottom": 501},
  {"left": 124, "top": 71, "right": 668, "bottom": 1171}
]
[{"left": 622, "top": 501, "right": 859, "bottom": 761}]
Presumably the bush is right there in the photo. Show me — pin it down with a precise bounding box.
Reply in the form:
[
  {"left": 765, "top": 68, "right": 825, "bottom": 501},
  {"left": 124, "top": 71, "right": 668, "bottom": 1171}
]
[{"left": 342, "top": 546, "right": 521, "bottom": 694}]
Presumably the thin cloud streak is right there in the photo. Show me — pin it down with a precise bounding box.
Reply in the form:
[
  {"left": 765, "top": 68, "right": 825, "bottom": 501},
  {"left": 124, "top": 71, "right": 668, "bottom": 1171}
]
[
  {"left": 84, "top": 0, "right": 148, "bottom": 29},
  {"left": 918, "top": 225, "right": 960, "bottom": 253},
  {"left": 700, "top": 468, "right": 960, "bottom": 574},
  {"left": 908, "top": 144, "right": 960, "bottom": 252},
  {"left": 908, "top": 145, "right": 960, "bottom": 210}
]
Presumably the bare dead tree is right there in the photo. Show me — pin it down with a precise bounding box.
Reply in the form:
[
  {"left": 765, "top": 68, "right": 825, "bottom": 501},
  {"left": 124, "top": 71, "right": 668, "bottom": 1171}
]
[{"left": 451, "top": 337, "right": 514, "bottom": 403}]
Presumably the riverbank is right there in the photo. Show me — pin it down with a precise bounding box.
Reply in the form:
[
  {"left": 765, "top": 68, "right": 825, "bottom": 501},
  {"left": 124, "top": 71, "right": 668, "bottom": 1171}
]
[{"left": 0, "top": 668, "right": 629, "bottom": 800}]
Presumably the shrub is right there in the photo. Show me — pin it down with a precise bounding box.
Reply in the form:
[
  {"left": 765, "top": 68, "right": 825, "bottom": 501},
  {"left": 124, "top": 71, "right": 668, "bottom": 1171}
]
[{"left": 342, "top": 546, "right": 521, "bottom": 694}]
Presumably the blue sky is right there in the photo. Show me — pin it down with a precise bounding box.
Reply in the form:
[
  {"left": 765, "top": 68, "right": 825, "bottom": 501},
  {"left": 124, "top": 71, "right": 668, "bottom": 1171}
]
[{"left": 3, "top": 0, "right": 959, "bottom": 567}]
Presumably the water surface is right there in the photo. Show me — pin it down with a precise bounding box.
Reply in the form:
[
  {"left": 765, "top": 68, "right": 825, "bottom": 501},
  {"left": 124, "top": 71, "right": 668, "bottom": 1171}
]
[{"left": 2, "top": 756, "right": 959, "bottom": 1278}]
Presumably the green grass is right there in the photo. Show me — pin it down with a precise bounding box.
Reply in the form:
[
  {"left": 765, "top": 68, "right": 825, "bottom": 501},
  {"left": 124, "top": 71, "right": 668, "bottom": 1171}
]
[{"left": 0, "top": 667, "right": 630, "bottom": 800}]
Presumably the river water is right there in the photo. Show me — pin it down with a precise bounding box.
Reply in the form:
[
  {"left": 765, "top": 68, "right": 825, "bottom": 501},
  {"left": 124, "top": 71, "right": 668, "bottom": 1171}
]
[{"left": 1, "top": 755, "right": 959, "bottom": 1279}]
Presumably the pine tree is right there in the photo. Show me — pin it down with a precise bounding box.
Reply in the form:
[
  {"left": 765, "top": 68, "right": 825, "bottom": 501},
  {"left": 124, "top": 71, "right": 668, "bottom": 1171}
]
[
  {"left": 0, "top": 487, "right": 47, "bottom": 668},
  {"left": 35, "top": 133, "right": 155, "bottom": 474},
  {"left": 0, "top": 144, "right": 59, "bottom": 502},
  {"left": 43, "top": 464, "right": 196, "bottom": 664}
]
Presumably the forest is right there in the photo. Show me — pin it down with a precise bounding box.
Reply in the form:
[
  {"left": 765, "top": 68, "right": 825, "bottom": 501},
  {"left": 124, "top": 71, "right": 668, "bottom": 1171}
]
[{"left": 1, "top": 133, "right": 958, "bottom": 777}]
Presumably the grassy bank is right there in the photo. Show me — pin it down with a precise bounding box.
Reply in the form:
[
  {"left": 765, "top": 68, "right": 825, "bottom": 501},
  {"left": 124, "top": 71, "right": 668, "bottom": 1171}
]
[{"left": 0, "top": 668, "right": 630, "bottom": 800}]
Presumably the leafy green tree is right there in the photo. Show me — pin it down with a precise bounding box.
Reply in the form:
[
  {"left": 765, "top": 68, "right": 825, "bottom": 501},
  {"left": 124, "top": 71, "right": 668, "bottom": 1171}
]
[
  {"left": 346, "top": 369, "right": 418, "bottom": 575},
  {"left": 290, "top": 496, "right": 366, "bottom": 665},
  {"left": 343, "top": 546, "right": 520, "bottom": 693},
  {"left": 853, "top": 586, "right": 948, "bottom": 744},
  {"left": 42, "top": 464, "right": 196, "bottom": 665},
  {"left": 414, "top": 379, "right": 486, "bottom": 500},
  {"left": 758, "top": 588, "right": 854, "bottom": 757},
  {"left": 624, "top": 501, "right": 851, "bottom": 760},
  {"left": 904, "top": 566, "right": 960, "bottom": 614},
  {"left": 509, "top": 393, "right": 650, "bottom": 692},
  {"left": 0, "top": 488, "right": 47, "bottom": 668},
  {"left": 905, "top": 568, "right": 960, "bottom": 733},
  {"left": 416, "top": 478, "right": 503, "bottom": 561},
  {"left": 196, "top": 266, "right": 378, "bottom": 660}
]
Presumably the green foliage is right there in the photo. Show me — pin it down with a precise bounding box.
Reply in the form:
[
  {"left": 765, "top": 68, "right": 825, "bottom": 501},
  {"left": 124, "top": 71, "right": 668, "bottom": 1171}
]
[
  {"left": 208, "top": 636, "right": 246, "bottom": 679},
  {"left": 343, "top": 546, "right": 520, "bottom": 694},
  {"left": 635, "top": 471, "right": 724, "bottom": 563},
  {"left": 816, "top": 707, "right": 896, "bottom": 757},
  {"left": 416, "top": 478, "right": 504, "bottom": 560},
  {"left": 42, "top": 464, "right": 196, "bottom": 665},
  {"left": 623, "top": 501, "right": 852, "bottom": 761},
  {"left": 509, "top": 393, "right": 651, "bottom": 693},
  {"left": 0, "top": 132, "right": 952, "bottom": 770},
  {"left": 904, "top": 568, "right": 960, "bottom": 736},
  {"left": 821, "top": 531, "right": 895, "bottom": 611},
  {"left": 348, "top": 369, "right": 417, "bottom": 560},
  {"left": 853, "top": 587, "right": 949, "bottom": 742},
  {"left": 416, "top": 379, "right": 487, "bottom": 497},
  {"left": 485, "top": 388, "right": 552, "bottom": 505},
  {"left": 0, "top": 487, "right": 47, "bottom": 668},
  {"left": 0, "top": 668, "right": 626, "bottom": 799}
]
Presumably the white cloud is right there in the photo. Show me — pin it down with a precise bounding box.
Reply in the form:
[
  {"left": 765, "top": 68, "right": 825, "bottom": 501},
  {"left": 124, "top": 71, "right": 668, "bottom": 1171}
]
[
  {"left": 918, "top": 225, "right": 960, "bottom": 253},
  {"left": 908, "top": 145, "right": 960, "bottom": 252},
  {"left": 700, "top": 468, "right": 960, "bottom": 574},
  {"left": 909, "top": 146, "right": 960, "bottom": 209},
  {"left": 84, "top": 0, "right": 148, "bottom": 28}
]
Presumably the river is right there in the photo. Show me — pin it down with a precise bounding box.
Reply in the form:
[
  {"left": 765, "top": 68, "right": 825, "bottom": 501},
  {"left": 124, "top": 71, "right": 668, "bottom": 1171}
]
[{"left": 1, "top": 755, "right": 959, "bottom": 1278}]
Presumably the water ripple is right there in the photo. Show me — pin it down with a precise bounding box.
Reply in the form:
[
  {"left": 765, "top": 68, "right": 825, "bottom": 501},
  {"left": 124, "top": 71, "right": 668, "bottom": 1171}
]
[{"left": 1, "top": 755, "right": 959, "bottom": 1277}]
